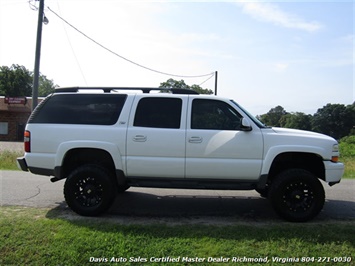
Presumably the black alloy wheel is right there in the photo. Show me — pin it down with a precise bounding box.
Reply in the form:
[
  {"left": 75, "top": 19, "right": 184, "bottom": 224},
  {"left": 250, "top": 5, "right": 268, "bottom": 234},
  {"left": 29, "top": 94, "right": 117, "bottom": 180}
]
[
  {"left": 64, "top": 165, "right": 116, "bottom": 216},
  {"left": 269, "top": 169, "right": 325, "bottom": 222}
]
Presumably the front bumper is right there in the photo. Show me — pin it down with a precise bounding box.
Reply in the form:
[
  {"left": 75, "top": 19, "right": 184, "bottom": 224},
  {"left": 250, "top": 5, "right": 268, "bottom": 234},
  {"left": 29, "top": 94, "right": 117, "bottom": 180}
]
[
  {"left": 17, "top": 157, "right": 28, "bottom": 172},
  {"left": 324, "top": 161, "right": 344, "bottom": 184}
]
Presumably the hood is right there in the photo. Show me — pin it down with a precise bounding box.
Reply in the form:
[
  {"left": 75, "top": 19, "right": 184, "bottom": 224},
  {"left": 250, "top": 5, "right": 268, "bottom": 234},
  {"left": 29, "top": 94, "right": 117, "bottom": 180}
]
[
  {"left": 270, "top": 127, "right": 335, "bottom": 141},
  {"left": 261, "top": 127, "right": 339, "bottom": 160}
]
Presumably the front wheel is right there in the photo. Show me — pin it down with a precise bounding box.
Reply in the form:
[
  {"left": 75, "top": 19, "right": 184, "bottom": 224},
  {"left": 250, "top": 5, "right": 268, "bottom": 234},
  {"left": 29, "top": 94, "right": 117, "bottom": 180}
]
[
  {"left": 64, "top": 165, "right": 116, "bottom": 216},
  {"left": 269, "top": 169, "right": 325, "bottom": 222}
]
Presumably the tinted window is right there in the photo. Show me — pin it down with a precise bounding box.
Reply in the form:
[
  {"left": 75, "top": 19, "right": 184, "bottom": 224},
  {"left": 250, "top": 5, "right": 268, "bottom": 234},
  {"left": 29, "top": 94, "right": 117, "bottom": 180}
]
[
  {"left": 29, "top": 94, "right": 127, "bottom": 125},
  {"left": 191, "top": 99, "right": 242, "bottom": 130},
  {"left": 134, "top": 97, "right": 182, "bottom": 128}
]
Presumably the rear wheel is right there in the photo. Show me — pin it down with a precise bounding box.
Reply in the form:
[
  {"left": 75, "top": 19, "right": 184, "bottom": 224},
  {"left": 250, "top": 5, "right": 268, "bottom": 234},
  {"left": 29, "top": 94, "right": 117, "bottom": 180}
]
[
  {"left": 269, "top": 169, "right": 325, "bottom": 222},
  {"left": 64, "top": 165, "right": 116, "bottom": 216}
]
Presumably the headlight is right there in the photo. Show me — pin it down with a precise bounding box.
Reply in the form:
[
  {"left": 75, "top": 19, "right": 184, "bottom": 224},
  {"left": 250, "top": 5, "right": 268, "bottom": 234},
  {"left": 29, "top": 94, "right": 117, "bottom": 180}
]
[
  {"left": 332, "top": 144, "right": 339, "bottom": 153},
  {"left": 331, "top": 144, "right": 340, "bottom": 162}
]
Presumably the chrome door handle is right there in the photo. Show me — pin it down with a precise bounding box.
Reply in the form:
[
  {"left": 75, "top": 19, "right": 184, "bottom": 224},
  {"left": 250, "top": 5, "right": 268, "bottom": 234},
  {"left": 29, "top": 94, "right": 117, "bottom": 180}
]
[
  {"left": 188, "top": 136, "right": 203, "bottom": 143},
  {"left": 133, "top": 135, "right": 147, "bottom": 142}
]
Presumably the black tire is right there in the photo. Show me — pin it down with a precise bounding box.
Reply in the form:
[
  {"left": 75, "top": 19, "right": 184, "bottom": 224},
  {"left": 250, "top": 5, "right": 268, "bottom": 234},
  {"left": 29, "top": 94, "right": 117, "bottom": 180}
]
[
  {"left": 269, "top": 169, "right": 325, "bottom": 222},
  {"left": 64, "top": 165, "right": 116, "bottom": 216}
]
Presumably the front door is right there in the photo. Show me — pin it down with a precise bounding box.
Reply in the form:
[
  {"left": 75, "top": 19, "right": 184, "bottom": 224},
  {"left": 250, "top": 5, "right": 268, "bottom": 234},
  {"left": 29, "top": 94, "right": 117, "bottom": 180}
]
[{"left": 186, "top": 98, "right": 263, "bottom": 180}]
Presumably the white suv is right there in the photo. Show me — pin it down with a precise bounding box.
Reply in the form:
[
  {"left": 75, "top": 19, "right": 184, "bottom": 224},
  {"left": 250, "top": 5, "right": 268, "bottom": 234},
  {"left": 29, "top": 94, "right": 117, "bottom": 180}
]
[{"left": 17, "top": 87, "right": 344, "bottom": 222}]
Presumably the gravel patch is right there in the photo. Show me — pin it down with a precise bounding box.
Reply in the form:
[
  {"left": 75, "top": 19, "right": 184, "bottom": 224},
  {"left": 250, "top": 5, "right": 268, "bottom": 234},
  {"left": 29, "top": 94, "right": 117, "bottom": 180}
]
[{"left": 0, "top": 141, "right": 24, "bottom": 152}]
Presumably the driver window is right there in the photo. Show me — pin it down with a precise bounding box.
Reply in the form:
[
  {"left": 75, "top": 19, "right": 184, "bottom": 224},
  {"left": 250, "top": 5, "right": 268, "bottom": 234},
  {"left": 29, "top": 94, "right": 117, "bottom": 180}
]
[{"left": 191, "top": 99, "right": 242, "bottom": 130}]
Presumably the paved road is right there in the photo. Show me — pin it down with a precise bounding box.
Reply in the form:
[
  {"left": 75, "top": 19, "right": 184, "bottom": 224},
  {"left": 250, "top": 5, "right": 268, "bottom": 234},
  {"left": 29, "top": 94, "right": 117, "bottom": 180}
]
[{"left": 1, "top": 170, "right": 354, "bottom": 223}]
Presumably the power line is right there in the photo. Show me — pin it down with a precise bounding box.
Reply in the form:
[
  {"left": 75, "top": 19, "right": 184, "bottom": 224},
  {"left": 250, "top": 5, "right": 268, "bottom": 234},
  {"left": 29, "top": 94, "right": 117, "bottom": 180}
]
[
  {"left": 28, "top": 0, "right": 37, "bottom": 11},
  {"left": 199, "top": 73, "right": 215, "bottom": 86},
  {"left": 47, "top": 7, "right": 215, "bottom": 79},
  {"left": 55, "top": 2, "right": 88, "bottom": 85}
]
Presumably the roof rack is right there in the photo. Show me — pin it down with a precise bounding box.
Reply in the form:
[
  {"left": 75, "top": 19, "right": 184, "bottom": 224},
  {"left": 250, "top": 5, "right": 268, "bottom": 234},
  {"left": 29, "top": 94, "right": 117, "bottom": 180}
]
[{"left": 54, "top": 87, "right": 199, "bottom": 95}]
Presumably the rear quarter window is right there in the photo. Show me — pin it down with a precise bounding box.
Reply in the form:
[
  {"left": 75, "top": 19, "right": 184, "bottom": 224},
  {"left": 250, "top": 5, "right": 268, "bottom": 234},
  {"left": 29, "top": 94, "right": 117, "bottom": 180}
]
[
  {"left": 133, "top": 97, "right": 182, "bottom": 129},
  {"left": 28, "top": 94, "right": 127, "bottom": 125}
]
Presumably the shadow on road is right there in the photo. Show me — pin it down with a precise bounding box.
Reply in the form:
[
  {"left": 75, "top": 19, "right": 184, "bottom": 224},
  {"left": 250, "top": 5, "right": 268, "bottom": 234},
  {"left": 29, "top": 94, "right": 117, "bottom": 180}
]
[
  {"left": 109, "top": 191, "right": 274, "bottom": 219},
  {"left": 45, "top": 189, "right": 355, "bottom": 225}
]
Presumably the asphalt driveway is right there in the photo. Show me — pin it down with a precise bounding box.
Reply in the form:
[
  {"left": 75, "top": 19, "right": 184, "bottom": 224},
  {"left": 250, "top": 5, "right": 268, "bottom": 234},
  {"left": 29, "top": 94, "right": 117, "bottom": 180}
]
[{"left": 1, "top": 170, "right": 354, "bottom": 224}]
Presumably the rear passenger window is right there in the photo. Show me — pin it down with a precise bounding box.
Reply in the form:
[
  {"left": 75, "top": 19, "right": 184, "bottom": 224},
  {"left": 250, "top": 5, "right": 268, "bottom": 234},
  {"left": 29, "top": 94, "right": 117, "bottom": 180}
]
[
  {"left": 134, "top": 98, "right": 182, "bottom": 129},
  {"left": 29, "top": 94, "right": 127, "bottom": 125}
]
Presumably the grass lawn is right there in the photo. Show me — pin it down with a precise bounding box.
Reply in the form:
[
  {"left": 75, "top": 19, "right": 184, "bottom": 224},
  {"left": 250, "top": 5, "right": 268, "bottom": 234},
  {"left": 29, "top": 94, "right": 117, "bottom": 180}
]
[
  {"left": 342, "top": 157, "right": 355, "bottom": 178},
  {"left": 0, "top": 150, "right": 23, "bottom": 170},
  {"left": 0, "top": 206, "right": 354, "bottom": 265}
]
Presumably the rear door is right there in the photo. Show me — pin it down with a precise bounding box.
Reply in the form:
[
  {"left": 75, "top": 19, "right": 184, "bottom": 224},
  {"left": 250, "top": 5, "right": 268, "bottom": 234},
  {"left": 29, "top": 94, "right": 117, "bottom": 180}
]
[
  {"left": 126, "top": 95, "right": 187, "bottom": 178},
  {"left": 185, "top": 97, "right": 263, "bottom": 180}
]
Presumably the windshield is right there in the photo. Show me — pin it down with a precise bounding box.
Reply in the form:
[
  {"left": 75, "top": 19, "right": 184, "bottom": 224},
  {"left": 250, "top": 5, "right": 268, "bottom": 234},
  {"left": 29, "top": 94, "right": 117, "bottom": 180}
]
[{"left": 230, "top": 100, "right": 267, "bottom": 128}]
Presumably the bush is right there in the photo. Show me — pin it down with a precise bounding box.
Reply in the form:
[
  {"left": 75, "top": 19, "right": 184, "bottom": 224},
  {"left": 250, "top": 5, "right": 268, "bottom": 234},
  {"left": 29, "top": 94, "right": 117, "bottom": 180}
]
[{"left": 339, "top": 135, "right": 355, "bottom": 158}]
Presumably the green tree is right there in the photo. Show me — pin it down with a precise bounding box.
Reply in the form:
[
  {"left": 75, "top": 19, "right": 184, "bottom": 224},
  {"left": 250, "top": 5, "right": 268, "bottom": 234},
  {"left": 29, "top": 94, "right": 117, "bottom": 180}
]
[
  {"left": 0, "top": 64, "right": 32, "bottom": 96},
  {"left": 38, "top": 74, "right": 58, "bottom": 96},
  {"left": 190, "top": 84, "right": 214, "bottom": 95},
  {"left": 347, "top": 103, "right": 355, "bottom": 136},
  {"left": 160, "top": 79, "right": 190, "bottom": 90},
  {"left": 257, "top": 105, "right": 288, "bottom": 127},
  {"left": 0, "top": 64, "right": 57, "bottom": 97},
  {"left": 159, "top": 78, "right": 213, "bottom": 95},
  {"left": 312, "top": 103, "right": 355, "bottom": 139},
  {"left": 280, "top": 112, "right": 312, "bottom": 131}
]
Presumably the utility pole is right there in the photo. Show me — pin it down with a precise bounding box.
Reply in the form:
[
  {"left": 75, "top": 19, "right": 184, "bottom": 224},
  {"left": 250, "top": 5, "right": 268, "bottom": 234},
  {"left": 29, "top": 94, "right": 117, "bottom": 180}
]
[
  {"left": 32, "top": 0, "right": 44, "bottom": 111},
  {"left": 214, "top": 71, "right": 218, "bottom": 95}
]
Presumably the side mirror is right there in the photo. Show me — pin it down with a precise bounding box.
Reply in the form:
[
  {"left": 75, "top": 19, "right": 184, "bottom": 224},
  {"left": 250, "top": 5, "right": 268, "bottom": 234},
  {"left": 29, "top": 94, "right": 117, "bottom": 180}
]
[{"left": 241, "top": 118, "right": 252, "bottom": 131}]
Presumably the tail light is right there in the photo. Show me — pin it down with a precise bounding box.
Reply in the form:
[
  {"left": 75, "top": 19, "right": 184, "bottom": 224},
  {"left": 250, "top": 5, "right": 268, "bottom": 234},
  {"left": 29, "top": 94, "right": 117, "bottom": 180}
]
[{"left": 24, "top": 130, "right": 31, "bottom": 152}]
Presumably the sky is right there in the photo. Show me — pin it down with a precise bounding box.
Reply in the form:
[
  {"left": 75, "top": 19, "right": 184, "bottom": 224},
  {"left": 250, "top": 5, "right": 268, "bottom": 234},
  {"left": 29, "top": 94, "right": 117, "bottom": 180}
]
[{"left": 0, "top": 0, "right": 353, "bottom": 116}]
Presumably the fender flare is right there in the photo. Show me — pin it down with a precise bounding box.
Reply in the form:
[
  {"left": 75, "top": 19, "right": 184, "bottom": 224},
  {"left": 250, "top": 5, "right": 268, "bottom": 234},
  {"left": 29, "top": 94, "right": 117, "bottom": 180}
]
[
  {"left": 261, "top": 145, "right": 325, "bottom": 176},
  {"left": 55, "top": 141, "right": 124, "bottom": 173}
]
